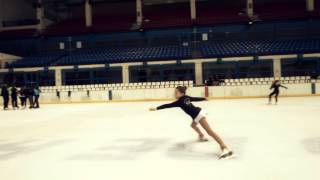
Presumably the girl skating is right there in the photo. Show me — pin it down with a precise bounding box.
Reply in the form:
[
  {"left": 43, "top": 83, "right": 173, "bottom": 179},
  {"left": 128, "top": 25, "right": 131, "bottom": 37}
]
[
  {"left": 149, "top": 86, "right": 233, "bottom": 159},
  {"left": 268, "top": 80, "right": 288, "bottom": 104}
]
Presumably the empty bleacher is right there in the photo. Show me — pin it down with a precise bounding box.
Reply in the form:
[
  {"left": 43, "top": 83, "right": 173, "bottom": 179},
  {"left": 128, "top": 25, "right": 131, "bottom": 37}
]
[
  {"left": 196, "top": 1, "right": 249, "bottom": 26},
  {"left": 53, "top": 45, "right": 192, "bottom": 66},
  {"left": 6, "top": 38, "right": 320, "bottom": 68},
  {"left": 142, "top": 3, "right": 192, "bottom": 29},
  {"left": 92, "top": 13, "right": 136, "bottom": 33},
  {"left": 254, "top": 1, "right": 308, "bottom": 21},
  {"left": 201, "top": 39, "right": 320, "bottom": 58},
  {"left": 8, "top": 52, "right": 66, "bottom": 68},
  {"left": 44, "top": 18, "right": 89, "bottom": 36}
]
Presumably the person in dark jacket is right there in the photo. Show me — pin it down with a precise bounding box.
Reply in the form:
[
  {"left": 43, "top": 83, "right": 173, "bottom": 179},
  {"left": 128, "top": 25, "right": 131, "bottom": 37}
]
[
  {"left": 19, "top": 87, "right": 27, "bottom": 108},
  {"left": 26, "top": 86, "right": 35, "bottom": 109},
  {"left": 1, "top": 84, "right": 9, "bottom": 110},
  {"left": 149, "top": 86, "right": 233, "bottom": 159},
  {"left": 33, "top": 86, "right": 41, "bottom": 108},
  {"left": 11, "top": 85, "right": 19, "bottom": 109}
]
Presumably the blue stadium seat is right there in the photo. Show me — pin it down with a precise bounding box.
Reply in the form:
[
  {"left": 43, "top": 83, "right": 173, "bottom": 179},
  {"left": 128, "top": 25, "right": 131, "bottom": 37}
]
[
  {"left": 54, "top": 46, "right": 192, "bottom": 66},
  {"left": 8, "top": 52, "right": 66, "bottom": 68}
]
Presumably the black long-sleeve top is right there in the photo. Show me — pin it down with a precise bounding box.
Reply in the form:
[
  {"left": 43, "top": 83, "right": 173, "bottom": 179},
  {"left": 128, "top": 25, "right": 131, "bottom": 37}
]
[
  {"left": 270, "top": 83, "right": 287, "bottom": 92},
  {"left": 1, "top": 87, "right": 9, "bottom": 97},
  {"left": 11, "top": 87, "right": 18, "bottom": 98},
  {"left": 156, "top": 96, "right": 206, "bottom": 119}
]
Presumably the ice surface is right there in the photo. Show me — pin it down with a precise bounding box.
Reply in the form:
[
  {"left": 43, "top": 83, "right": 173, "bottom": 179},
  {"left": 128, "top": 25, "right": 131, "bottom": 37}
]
[{"left": 0, "top": 97, "right": 320, "bottom": 180}]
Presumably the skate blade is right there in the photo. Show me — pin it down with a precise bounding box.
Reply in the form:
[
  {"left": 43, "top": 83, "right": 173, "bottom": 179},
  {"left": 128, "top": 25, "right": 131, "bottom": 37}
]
[
  {"left": 219, "top": 151, "right": 236, "bottom": 160},
  {"left": 220, "top": 154, "right": 236, "bottom": 160},
  {"left": 198, "top": 139, "right": 209, "bottom": 142}
]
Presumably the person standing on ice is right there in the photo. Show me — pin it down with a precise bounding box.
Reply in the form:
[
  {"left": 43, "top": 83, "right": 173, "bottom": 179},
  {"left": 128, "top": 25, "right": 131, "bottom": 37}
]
[
  {"left": 33, "top": 86, "right": 41, "bottom": 108},
  {"left": 268, "top": 80, "right": 288, "bottom": 104},
  {"left": 11, "top": 85, "right": 19, "bottom": 109},
  {"left": 1, "top": 84, "right": 10, "bottom": 110},
  {"left": 149, "top": 86, "right": 233, "bottom": 159},
  {"left": 19, "top": 87, "right": 27, "bottom": 109}
]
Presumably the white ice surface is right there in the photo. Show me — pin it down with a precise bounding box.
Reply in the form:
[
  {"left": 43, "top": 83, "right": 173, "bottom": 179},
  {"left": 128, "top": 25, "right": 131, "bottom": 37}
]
[{"left": 0, "top": 97, "right": 320, "bottom": 180}]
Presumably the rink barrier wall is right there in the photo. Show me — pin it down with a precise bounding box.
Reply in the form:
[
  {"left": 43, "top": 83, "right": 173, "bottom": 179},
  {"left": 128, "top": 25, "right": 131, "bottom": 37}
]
[{"left": 0, "top": 83, "right": 319, "bottom": 105}]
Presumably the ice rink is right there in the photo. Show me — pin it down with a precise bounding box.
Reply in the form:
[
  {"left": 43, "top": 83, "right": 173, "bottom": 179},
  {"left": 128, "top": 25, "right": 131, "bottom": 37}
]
[{"left": 0, "top": 97, "right": 320, "bottom": 180}]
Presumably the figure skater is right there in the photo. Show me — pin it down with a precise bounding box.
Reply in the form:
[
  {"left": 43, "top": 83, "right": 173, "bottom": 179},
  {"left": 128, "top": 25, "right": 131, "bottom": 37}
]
[
  {"left": 268, "top": 80, "right": 288, "bottom": 104},
  {"left": 149, "top": 86, "right": 233, "bottom": 159}
]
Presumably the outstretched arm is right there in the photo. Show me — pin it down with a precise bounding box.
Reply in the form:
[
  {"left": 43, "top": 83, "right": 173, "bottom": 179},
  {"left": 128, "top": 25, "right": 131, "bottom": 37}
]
[
  {"left": 150, "top": 101, "right": 179, "bottom": 111},
  {"left": 270, "top": 84, "right": 274, "bottom": 90},
  {"left": 189, "top": 97, "right": 207, "bottom": 102},
  {"left": 280, "top": 85, "right": 288, "bottom": 89}
]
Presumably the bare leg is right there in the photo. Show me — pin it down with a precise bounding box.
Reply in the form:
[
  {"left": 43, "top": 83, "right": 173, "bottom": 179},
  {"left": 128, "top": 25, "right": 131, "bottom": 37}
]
[
  {"left": 199, "top": 117, "right": 228, "bottom": 150},
  {"left": 191, "top": 122, "right": 206, "bottom": 140}
]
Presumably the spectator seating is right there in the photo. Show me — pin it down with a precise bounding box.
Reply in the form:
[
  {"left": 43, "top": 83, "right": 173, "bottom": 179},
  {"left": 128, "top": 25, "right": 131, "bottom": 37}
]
[
  {"left": 8, "top": 52, "right": 66, "bottom": 68},
  {"left": 6, "top": 39, "right": 320, "bottom": 68},
  {"left": 44, "top": 15, "right": 135, "bottom": 36},
  {"left": 196, "top": 5, "right": 249, "bottom": 26},
  {"left": 201, "top": 39, "right": 320, "bottom": 58},
  {"left": 92, "top": 15, "right": 136, "bottom": 33},
  {"left": 254, "top": 2, "right": 308, "bottom": 21},
  {"left": 54, "top": 46, "right": 192, "bottom": 66},
  {"left": 44, "top": 18, "right": 89, "bottom": 36},
  {"left": 142, "top": 4, "right": 192, "bottom": 29},
  {"left": 310, "top": 1, "right": 320, "bottom": 17}
]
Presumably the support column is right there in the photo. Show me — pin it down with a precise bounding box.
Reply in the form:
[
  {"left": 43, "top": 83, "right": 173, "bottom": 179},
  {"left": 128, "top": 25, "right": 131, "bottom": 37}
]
[
  {"left": 55, "top": 69, "right": 62, "bottom": 86},
  {"left": 247, "top": 0, "right": 254, "bottom": 17},
  {"left": 195, "top": 62, "right": 203, "bottom": 85},
  {"left": 122, "top": 65, "right": 129, "bottom": 84},
  {"left": 136, "top": 0, "right": 143, "bottom": 25},
  {"left": 0, "top": 0, "right": 3, "bottom": 31},
  {"left": 0, "top": 16, "right": 2, "bottom": 31},
  {"left": 190, "top": 0, "right": 196, "bottom": 20},
  {"left": 85, "top": 0, "right": 93, "bottom": 27},
  {"left": 36, "top": 0, "right": 45, "bottom": 31},
  {"left": 306, "top": 0, "right": 315, "bottom": 11},
  {"left": 273, "top": 58, "right": 281, "bottom": 80}
]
